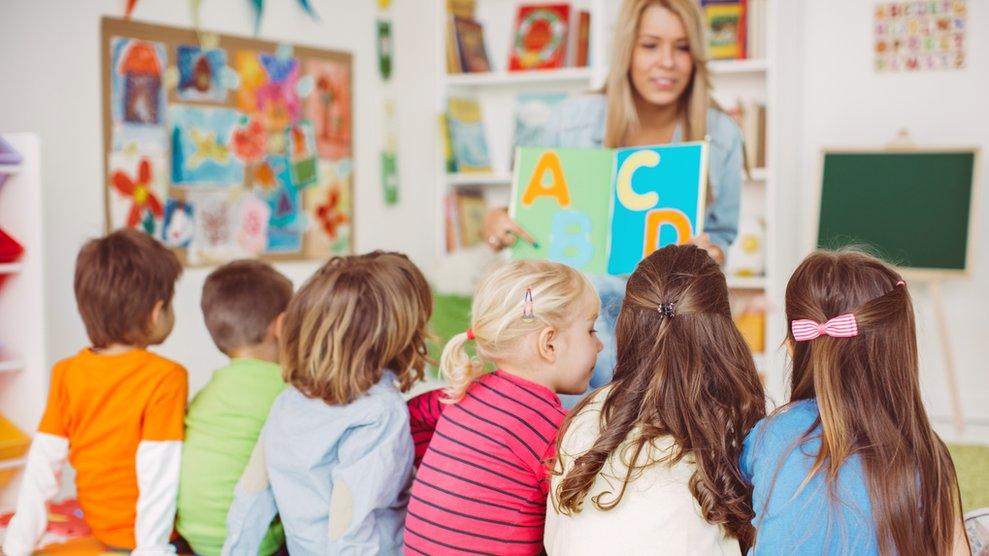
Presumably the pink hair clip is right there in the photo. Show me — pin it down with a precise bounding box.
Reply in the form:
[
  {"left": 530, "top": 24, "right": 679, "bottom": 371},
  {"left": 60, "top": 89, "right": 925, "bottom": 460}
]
[
  {"left": 521, "top": 288, "right": 535, "bottom": 323},
  {"left": 791, "top": 313, "right": 858, "bottom": 342}
]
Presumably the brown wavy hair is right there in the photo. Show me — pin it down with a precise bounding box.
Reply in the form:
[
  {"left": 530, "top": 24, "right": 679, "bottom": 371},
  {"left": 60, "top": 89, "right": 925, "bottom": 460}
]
[
  {"left": 280, "top": 251, "right": 433, "bottom": 405},
  {"left": 781, "top": 250, "right": 964, "bottom": 555},
  {"left": 552, "top": 245, "right": 765, "bottom": 548}
]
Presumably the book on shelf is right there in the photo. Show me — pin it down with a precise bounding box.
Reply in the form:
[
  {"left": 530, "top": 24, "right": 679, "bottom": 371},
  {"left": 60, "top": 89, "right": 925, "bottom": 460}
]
[
  {"left": 453, "top": 17, "right": 492, "bottom": 73},
  {"left": 444, "top": 189, "right": 488, "bottom": 251},
  {"left": 446, "top": 96, "right": 492, "bottom": 173},
  {"left": 447, "top": 0, "right": 476, "bottom": 19},
  {"left": 725, "top": 99, "right": 766, "bottom": 170},
  {"left": 446, "top": 17, "right": 462, "bottom": 73},
  {"left": 510, "top": 92, "right": 568, "bottom": 166},
  {"left": 574, "top": 10, "right": 591, "bottom": 68},
  {"left": 746, "top": 0, "right": 766, "bottom": 60},
  {"left": 702, "top": 0, "right": 747, "bottom": 60},
  {"left": 439, "top": 113, "right": 457, "bottom": 173},
  {"left": 509, "top": 4, "right": 571, "bottom": 71}
]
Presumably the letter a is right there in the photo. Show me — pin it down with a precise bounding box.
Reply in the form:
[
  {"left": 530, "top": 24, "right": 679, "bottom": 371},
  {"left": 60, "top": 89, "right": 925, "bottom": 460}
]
[{"left": 521, "top": 151, "right": 571, "bottom": 208}]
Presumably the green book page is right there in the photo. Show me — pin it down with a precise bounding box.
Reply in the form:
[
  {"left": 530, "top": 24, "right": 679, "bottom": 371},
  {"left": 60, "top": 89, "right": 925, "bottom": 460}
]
[{"left": 509, "top": 147, "right": 614, "bottom": 274}]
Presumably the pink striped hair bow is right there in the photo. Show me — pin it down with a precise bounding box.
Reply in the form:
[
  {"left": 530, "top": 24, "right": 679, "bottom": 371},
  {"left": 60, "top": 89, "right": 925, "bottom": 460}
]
[{"left": 791, "top": 313, "right": 858, "bottom": 342}]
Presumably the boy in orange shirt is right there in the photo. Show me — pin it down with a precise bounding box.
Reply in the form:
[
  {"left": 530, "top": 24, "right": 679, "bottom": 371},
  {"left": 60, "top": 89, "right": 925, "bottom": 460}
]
[{"left": 2, "top": 229, "right": 187, "bottom": 556}]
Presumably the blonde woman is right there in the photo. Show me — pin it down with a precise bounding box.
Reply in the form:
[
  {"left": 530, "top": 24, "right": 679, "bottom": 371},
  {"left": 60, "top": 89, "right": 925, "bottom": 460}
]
[
  {"left": 404, "top": 260, "right": 603, "bottom": 555},
  {"left": 222, "top": 252, "right": 433, "bottom": 555},
  {"left": 484, "top": 0, "right": 743, "bottom": 405}
]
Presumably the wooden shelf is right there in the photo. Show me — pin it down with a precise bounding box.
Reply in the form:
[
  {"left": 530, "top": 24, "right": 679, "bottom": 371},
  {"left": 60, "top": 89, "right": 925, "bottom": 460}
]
[
  {"left": 0, "top": 263, "right": 23, "bottom": 274},
  {"left": 446, "top": 173, "right": 513, "bottom": 186},
  {"left": 0, "top": 458, "right": 27, "bottom": 471},
  {"left": 0, "top": 360, "right": 23, "bottom": 373},
  {"left": 709, "top": 58, "right": 769, "bottom": 75},
  {"left": 727, "top": 276, "right": 766, "bottom": 290},
  {"left": 446, "top": 67, "right": 594, "bottom": 88}
]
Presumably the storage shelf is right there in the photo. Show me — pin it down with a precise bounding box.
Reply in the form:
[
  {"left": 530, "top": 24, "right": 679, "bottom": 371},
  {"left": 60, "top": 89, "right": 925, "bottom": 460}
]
[
  {"left": 446, "top": 67, "right": 594, "bottom": 88},
  {"left": 0, "top": 163, "right": 23, "bottom": 174},
  {"left": 748, "top": 168, "right": 768, "bottom": 181},
  {"left": 709, "top": 58, "right": 769, "bottom": 75},
  {"left": 727, "top": 276, "right": 766, "bottom": 290},
  {"left": 446, "top": 173, "right": 513, "bottom": 186},
  {"left": 0, "top": 263, "right": 23, "bottom": 274},
  {"left": 0, "top": 360, "right": 23, "bottom": 373},
  {"left": 0, "top": 458, "right": 27, "bottom": 471}
]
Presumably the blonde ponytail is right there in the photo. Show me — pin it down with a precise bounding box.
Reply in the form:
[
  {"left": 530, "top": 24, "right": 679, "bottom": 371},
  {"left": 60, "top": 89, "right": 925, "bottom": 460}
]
[{"left": 440, "top": 332, "right": 486, "bottom": 402}]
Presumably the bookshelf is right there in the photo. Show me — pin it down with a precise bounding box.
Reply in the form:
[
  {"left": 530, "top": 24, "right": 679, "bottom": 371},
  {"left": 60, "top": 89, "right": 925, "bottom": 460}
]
[{"left": 434, "top": 1, "right": 797, "bottom": 401}]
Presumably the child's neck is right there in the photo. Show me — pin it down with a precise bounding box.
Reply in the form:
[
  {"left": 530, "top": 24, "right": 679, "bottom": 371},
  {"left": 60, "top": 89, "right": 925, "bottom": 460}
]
[
  {"left": 495, "top": 360, "right": 556, "bottom": 393},
  {"left": 229, "top": 343, "right": 279, "bottom": 364},
  {"left": 93, "top": 343, "right": 142, "bottom": 355}
]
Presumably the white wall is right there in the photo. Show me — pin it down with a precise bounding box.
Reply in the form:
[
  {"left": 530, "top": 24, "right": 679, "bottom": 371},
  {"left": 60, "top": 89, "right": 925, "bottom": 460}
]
[
  {"left": 0, "top": 0, "right": 439, "bottom": 395},
  {"left": 797, "top": 0, "right": 989, "bottom": 440}
]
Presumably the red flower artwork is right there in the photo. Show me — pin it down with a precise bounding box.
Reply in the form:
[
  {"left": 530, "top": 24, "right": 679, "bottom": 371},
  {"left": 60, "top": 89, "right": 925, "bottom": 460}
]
[
  {"left": 111, "top": 158, "right": 163, "bottom": 227},
  {"left": 315, "top": 186, "right": 348, "bottom": 239}
]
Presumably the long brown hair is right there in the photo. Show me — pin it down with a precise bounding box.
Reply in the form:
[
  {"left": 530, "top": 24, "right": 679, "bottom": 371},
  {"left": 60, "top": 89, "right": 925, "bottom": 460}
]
[
  {"left": 604, "top": 0, "right": 714, "bottom": 147},
  {"left": 280, "top": 251, "right": 433, "bottom": 405},
  {"left": 553, "top": 245, "right": 765, "bottom": 548},
  {"left": 782, "top": 250, "right": 963, "bottom": 555}
]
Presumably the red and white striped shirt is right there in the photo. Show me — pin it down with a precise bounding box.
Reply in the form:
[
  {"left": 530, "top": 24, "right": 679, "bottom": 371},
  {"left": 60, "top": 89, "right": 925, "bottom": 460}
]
[{"left": 405, "top": 370, "right": 565, "bottom": 555}]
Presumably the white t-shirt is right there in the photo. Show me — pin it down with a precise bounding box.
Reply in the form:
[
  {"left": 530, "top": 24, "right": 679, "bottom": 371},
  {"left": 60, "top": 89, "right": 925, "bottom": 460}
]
[{"left": 545, "top": 386, "right": 741, "bottom": 555}]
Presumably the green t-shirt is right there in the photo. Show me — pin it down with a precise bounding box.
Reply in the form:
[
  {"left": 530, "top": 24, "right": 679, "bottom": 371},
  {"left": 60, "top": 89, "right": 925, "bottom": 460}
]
[{"left": 177, "top": 358, "right": 287, "bottom": 556}]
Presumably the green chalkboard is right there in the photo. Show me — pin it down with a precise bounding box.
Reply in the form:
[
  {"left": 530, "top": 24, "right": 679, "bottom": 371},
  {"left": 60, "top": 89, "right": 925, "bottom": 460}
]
[{"left": 817, "top": 150, "right": 977, "bottom": 273}]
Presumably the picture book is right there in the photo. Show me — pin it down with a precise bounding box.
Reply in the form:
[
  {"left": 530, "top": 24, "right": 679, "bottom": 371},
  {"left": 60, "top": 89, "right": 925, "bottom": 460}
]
[
  {"left": 509, "top": 4, "right": 571, "bottom": 71},
  {"left": 446, "top": 96, "right": 491, "bottom": 173},
  {"left": 702, "top": 0, "right": 747, "bottom": 60},
  {"left": 510, "top": 143, "right": 708, "bottom": 275},
  {"left": 453, "top": 17, "right": 492, "bottom": 73}
]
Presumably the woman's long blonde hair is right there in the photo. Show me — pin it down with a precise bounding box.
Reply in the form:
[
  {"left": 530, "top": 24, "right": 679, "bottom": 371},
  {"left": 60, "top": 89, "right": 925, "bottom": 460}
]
[
  {"left": 440, "top": 260, "right": 599, "bottom": 402},
  {"left": 605, "top": 0, "right": 714, "bottom": 148}
]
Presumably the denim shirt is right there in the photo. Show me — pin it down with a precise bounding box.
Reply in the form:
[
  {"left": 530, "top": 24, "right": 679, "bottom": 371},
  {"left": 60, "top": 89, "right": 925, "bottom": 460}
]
[
  {"left": 545, "top": 94, "right": 744, "bottom": 407},
  {"left": 222, "top": 372, "right": 413, "bottom": 555}
]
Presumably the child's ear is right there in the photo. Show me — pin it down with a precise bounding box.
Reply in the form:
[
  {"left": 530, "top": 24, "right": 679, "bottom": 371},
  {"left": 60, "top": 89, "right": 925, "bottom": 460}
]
[
  {"left": 149, "top": 300, "right": 166, "bottom": 327},
  {"left": 270, "top": 312, "right": 286, "bottom": 341},
  {"left": 537, "top": 326, "right": 557, "bottom": 364}
]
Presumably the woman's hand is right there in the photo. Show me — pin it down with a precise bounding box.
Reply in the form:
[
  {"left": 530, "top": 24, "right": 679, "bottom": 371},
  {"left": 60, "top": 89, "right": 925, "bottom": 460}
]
[
  {"left": 482, "top": 207, "right": 537, "bottom": 252},
  {"left": 687, "top": 233, "right": 725, "bottom": 265}
]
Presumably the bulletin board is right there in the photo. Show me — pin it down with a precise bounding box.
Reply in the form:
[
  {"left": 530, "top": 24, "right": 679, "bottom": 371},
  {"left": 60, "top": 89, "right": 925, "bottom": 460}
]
[{"left": 100, "top": 17, "right": 353, "bottom": 265}]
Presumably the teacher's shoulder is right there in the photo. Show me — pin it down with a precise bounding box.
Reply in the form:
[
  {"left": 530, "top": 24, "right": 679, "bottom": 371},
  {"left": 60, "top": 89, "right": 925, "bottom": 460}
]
[
  {"left": 550, "top": 93, "right": 606, "bottom": 131},
  {"left": 705, "top": 106, "right": 742, "bottom": 150}
]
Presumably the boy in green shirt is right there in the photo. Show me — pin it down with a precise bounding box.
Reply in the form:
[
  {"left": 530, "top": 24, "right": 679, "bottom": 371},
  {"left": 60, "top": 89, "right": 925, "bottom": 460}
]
[{"left": 177, "top": 260, "right": 293, "bottom": 555}]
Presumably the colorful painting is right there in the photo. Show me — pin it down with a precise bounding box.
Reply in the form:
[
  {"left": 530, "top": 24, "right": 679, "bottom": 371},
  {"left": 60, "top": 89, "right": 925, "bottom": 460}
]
[
  {"left": 305, "top": 59, "right": 351, "bottom": 160},
  {"left": 176, "top": 45, "right": 229, "bottom": 101},
  {"left": 110, "top": 37, "right": 168, "bottom": 153},
  {"left": 875, "top": 0, "right": 966, "bottom": 72},
  {"left": 287, "top": 121, "right": 318, "bottom": 188},
  {"left": 305, "top": 160, "right": 352, "bottom": 256},
  {"left": 107, "top": 153, "right": 168, "bottom": 236},
  {"left": 102, "top": 18, "right": 353, "bottom": 265},
  {"left": 161, "top": 199, "right": 195, "bottom": 247},
  {"left": 170, "top": 105, "right": 244, "bottom": 185}
]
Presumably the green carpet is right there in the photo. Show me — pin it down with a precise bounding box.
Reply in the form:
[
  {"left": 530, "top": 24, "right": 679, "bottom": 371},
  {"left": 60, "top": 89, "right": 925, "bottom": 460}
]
[{"left": 950, "top": 443, "right": 989, "bottom": 513}]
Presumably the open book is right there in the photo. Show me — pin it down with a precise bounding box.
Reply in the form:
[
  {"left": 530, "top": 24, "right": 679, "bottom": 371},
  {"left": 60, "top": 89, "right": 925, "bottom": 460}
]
[{"left": 509, "top": 143, "right": 708, "bottom": 275}]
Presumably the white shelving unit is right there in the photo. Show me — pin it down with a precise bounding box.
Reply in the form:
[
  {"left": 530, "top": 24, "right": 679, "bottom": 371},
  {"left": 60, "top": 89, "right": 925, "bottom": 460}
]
[
  {"left": 433, "top": 1, "right": 793, "bottom": 402},
  {"left": 0, "top": 133, "right": 47, "bottom": 506}
]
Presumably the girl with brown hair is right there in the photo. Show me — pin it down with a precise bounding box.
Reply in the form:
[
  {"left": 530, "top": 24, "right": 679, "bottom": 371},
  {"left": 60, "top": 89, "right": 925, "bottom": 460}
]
[
  {"left": 546, "top": 245, "right": 766, "bottom": 554},
  {"left": 741, "top": 250, "right": 969, "bottom": 554}
]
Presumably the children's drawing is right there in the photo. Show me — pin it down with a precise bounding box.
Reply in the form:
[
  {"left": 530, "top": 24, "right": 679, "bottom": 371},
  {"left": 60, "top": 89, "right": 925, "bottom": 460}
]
[
  {"left": 288, "top": 120, "right": 318, "bottom": 188},
  {"left": 187, "top": 190, "right": 236, "bottom": 264},
  {"left": 235, "top": 51, "right": 302, "bottom": 132},
  {"left": 304, "top": 161, "right": 352, "bottom": 256},
  {"left": 110, "top": 37, "right": 168, "bottom": 153},
  {"left": 236, "top": 194, "right": 271, "bottom": 255},
  {"left": 231, "top": 115, "right": 267, "bottom": 163},
  {"left": 176, "top": 44, "right": 229, "bottom": 101},
  {"left": 305, "top": 59, "right": 352, "bottom": 160},
  {"left": 170, "top": 105, "right": 244, "bottom": 185},
  {"left": 161, "top": 199, "right": 194, "bottom": 247},
  {"left": 255, "top": 155, "right": 302, "bottom": 253},
  {"left": 108, "top": 154, "right": 167, "bottom": 236}
]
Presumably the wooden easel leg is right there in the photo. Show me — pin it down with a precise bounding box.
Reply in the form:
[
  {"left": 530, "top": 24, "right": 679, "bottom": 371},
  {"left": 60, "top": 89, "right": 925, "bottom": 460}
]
[{"left": 929, "top": 280, "right": 965, "bottom": 432}]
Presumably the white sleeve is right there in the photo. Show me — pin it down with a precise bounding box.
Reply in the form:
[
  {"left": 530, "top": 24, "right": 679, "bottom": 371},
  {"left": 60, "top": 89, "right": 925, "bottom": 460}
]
[
  {"left": 1, "top": 433, "right": 68, "bottom": 556},
  {"left": 132, "top": 440, "right": 181, "bottom": 556},
  {"left": 222, "top": 439, "right": 278, "bottom": 556}
]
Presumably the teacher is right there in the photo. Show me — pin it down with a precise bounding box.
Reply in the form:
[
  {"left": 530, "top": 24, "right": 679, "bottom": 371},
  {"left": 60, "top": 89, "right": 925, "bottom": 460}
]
[{"left": 483, "top": 0, "right": 744, "bottom": 403}]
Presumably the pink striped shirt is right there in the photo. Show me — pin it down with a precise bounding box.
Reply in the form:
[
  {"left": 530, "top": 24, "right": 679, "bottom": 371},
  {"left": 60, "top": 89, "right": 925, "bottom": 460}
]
[{"left": 404, "top": 371, "right": 565, "bottom": 555}]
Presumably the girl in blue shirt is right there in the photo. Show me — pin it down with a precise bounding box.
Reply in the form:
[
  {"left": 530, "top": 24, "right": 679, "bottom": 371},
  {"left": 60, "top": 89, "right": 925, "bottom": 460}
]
[
  {"left": 483, "top": 0, "right": 743, "bottom": 403},
  {"left": 741, "top": 250, "right": 968, "bottom": 555}
]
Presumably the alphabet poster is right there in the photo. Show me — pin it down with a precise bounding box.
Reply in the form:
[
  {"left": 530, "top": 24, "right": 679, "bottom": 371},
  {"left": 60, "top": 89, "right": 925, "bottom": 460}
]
[
  {"left": 874, "top": 0, "right": 966, "bottom": 72},
  {"left": 102, "top": 17, "right": 353, "bottom": 265},
  {"left": 509, "top": 143, "right": 708, "bottom": 275}
]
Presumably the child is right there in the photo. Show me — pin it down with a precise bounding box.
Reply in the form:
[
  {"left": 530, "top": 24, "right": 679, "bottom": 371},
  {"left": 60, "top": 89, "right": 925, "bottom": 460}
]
[
  {"left": 222, "top": 251, "right": 432, "bottom": 555},
  {"left": 740, "top": 250, "right": 968, "bottom": 554},
  {"left": 2, "top": 229, "right": 185, "bottom": 555},
  {"left": 176, "top": 260, "right": 293, "bottom": 555},
  {"left": 404, "top": 260, "right": 603, "bottom": 555},
  {"left": 546, "top": 245, "right": 766, "bottom": 554}
]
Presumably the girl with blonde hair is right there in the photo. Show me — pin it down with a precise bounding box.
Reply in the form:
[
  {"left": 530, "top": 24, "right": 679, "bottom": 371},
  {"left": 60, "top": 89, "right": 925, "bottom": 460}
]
[
  {"left": 483, "top": 0, "right": 744, "bottom": 405},
  {"left": 404, "top": 260, "right": 602, "bottom": 555},
  {"left": 223, "top": 251, "right": 432, "bottom": 555}
]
